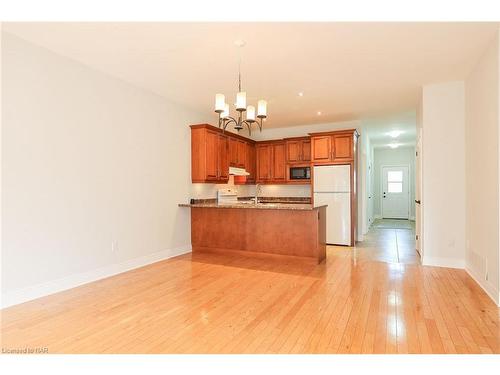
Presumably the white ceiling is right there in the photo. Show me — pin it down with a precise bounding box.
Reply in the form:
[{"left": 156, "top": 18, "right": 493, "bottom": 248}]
[
  {"left": 362, "top": 111, "right": 417, "bottom": 149},
  {"left": 3, "top": 22, "right": 499, "bottom": 129}
]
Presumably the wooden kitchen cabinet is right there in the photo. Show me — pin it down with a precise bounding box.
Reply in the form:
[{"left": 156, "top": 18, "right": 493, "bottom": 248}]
[
  {"left": 256, "top": 143, "right": 272, "bottom": 182},
  {"left": 229, "top": 137, "right": 239, "bottom": 167},
  {"left": 205, "top": 130, "right": 219, "bottom": 180},
  {"left": 310, "top": 130, "right": 355, "bottom": 163},
  {"left": 190, "top": 123, "right": 356, "bottom": 185},
  {"left": 256, "top": 141, "right": 286, "bottom": 183},
  {"left": 190, "top": 125, "right": 229, "bottom": 183},
  {"left": 311, "top": 135, "right": 332, "bottom": 162},
  {"left": 218, "top": 134, "right": 229, "bottom": 180},
  {"left": 332, "top": 134, "right": 353, "bottom": 162},
  {"left": 237, "top": 140, "right": 246, "bottom": 168},
  {"left": 272, "top": 142, "right": 286, "bottom": 182},
  {"left": 245, "top": 143, "right": 256, "bottom": 183},
  {"left": 285, "top": 137, "right": 311, "bottom": 163}
]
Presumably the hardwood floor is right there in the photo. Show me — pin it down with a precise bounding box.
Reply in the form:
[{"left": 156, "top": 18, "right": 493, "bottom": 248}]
[
  {"left": 1, "top": 236, "right": 499, "bottom": 354},
  {"left": 358, "top": 219, "right": 419, "bottom": 264}
]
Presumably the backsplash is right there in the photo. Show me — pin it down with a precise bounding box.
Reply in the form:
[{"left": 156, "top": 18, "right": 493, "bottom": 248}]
[
  {"left": 190, "top": 176, "right": 253, "bottom": 199},
  {"left": 191, "top": 176, "right": 311, "bottom": 199},
  {"left": 257, "top": 184, "right": 311, "bottom": 197}
]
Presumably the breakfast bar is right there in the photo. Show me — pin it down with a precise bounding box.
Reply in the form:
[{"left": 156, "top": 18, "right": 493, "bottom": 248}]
[{"left": 179, "top": 202, "right": 327, "bottom": 264}]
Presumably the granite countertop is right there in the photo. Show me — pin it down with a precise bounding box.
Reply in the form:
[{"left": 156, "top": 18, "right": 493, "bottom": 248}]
[{"left": 178, "top": 202, "right": 326, "bottom": 211}]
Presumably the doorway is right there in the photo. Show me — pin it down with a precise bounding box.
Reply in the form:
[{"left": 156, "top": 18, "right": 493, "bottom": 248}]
[{"left": 381, "top": 165, "right": 410, "bottom": 219}]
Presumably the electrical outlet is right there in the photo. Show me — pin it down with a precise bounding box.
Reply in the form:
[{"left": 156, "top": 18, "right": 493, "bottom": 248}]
[{"left": 111, "top": 241, "right": 118, "bottom": 253}]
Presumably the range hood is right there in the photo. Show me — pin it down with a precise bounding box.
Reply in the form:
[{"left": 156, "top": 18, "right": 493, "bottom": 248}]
[{"left": 229, "top": 167, "right": 250, "bottom": 176}]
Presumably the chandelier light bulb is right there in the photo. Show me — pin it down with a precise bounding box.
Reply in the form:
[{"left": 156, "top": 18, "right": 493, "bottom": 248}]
[
  {"left": 221, "top": 103, "right": 230, "bottom": 119},
  {"left": 246, "top": 105, "right": 256, "bottom": 121},
  {"left": 257, "top": 100, "right": 267, "bottom": 117},
  {"left": 215, "top": 94, "right": 225, "bottom": 112},
  {"left": 236, "top": 92, "right": 247, "bottom": 110}
]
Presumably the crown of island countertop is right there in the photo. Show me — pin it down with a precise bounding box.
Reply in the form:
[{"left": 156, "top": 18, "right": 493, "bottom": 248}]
[{"left": 178, "top": 202, "right": 326, "bottom": 210}]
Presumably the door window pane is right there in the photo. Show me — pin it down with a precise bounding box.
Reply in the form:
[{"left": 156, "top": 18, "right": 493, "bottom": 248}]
[
  {"left": 388, "top": 182, "right": 403, "bottom": 193},
  {"left": 388, "top": 171, "right": 403, "bottom": 182}
]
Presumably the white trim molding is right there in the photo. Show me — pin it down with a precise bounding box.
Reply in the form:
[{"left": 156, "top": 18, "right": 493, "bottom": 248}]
[
  {"left": 466, "top": 267, "right": 500, "bottom": 307},
  {"left": 422, "top": 256, "right": 465, "bottom": 269},
  {"left": 1, "top": 245, "right": 192, "bottom": 309}
]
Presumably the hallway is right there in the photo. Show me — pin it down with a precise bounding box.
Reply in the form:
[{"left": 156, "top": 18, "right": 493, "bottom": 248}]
[{"left": 356, "top": 219, "right": 419, "bottom": 264}]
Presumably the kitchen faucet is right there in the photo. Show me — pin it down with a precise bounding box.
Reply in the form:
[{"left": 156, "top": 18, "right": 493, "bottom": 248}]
[{"left": 254, "top": 183, "right": 261, "bottom": 204}]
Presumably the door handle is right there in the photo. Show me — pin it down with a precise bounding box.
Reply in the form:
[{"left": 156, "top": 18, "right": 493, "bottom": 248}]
[{"left": 415, "top": 200, "right": 421, "bottom": 204}]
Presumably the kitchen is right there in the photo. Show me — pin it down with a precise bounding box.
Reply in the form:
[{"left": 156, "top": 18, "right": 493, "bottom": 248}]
[{"left": 180, "top": 123, "right": 358, "bottom": 263}]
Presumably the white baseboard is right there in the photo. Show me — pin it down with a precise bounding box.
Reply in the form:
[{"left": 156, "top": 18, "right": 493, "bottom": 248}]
[
  {"left": 422, "top": 256, "right": 465, "bottom": 269},
  {"left": 465, "top": 267, "right": 500, "bottom": 306},
  {"left": 1, "top": 245, "right": 192, "bottom": 309}
]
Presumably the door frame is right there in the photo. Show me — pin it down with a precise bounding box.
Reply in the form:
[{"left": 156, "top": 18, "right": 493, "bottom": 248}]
[
  {"left": 415, "top": 128, "right": 423, "bottom": 260},
  {"left": 380, "top": 164, "right": 411, "bottom": 220}
]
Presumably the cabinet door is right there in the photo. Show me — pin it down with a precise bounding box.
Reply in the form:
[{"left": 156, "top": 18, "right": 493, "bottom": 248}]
[
  {"left": 272, "top": 143, "right": 286, "bottom": 181},
  {"left": 286, "top": 141, "right": 301, "bottom": 163},
  {"left": 256, "top": 144, "right": 272, "bottom": 181},
  {"left": 237, "top": 140, "right": 246, "bottom": 168},
  {"left": 301, "top": 139, "right": 311, "bottom": 162},
  {"left": 229, "top": 137, "right": 238, "bottom": 167},
  {"left": 205, "top": 131, "right": 219, "bottom": 180},
  {"left": 246, "top": 143, "right": 256, "bottom": 183},
  {"left": 218, "top": 134, "right": 229, "bottom": 181},
  {"left": 332, "top": 134, "right": 353, "bottom": 161},
  {"left": 311, "top": 136, "right": 332, "bottom": 162}
]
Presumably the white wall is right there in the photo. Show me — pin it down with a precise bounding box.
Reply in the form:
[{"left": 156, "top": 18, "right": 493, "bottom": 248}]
[
  {"left": 1, "top": 33, "right": 211, "bottom": 307},
  {"left": 464, "top": 31, "right": 500, "bottom": 305},
  {"left": 421, "top": 81, "right": 466, "bottom": 269},
  {"left": 373, "top": 146, "right": 416, "bottom": 219}
]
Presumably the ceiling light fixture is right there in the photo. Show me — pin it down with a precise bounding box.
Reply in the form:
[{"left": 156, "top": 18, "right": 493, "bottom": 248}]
[
  {"left": 388, "top": 130, "right": 403, "bottom": 138},
  {"left": 317, "top": 111, "right": 322, "bottom": 116},
  {"left": 388, "top": 143, "right": 400, "bottom": 149},
  {"left": 215, "top": 40, "right": 267, "bottom": 135},
  {"left": 298, "top": 92, "right": 304, "bottom": 97}
]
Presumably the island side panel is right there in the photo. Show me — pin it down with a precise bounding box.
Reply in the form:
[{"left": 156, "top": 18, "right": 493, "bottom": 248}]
[
  {"left": 190, "top": 207, "right": 323, "bottom": 261},
  {"left": 317, "top": 206, "right": 327, "bottom": 263}
]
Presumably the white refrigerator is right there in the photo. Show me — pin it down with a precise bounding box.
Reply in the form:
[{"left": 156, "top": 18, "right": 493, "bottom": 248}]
[{"left": 313, "top": 165, "right": 351, "bottom": 246}]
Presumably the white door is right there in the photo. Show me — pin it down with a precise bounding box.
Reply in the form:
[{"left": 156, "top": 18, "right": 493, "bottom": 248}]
[
  {"left": 381, "top": 166, "right": 409, "bottom": 219},
  {"left": 415, "top": 130, "right": 423, "bottom": 258}
]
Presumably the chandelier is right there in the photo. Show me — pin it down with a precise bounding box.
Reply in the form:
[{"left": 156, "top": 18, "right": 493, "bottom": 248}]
[{"left": 214, "top": 41, "right": 267, "bottom": 135}]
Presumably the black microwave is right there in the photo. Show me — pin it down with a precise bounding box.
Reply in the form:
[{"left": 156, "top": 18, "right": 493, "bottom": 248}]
[{"left": 289, "top": 166, "right": 311, "bottom": 180}]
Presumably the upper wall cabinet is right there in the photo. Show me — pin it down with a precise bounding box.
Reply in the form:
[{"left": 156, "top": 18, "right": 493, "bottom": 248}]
[
  {"left": 190, "top": 124, "right": 357, "bottom": 184},
  {"left": 285, "top": 137, "right": 311, "bottom": 164},
  {"left": 256, "top": 141, "right": 286, "bottom": 183},
  {"left": 310, "top": 130, "right": 357, "bottom": 164},
  {"left": 190, "top": 124, "right": 255, "bottom": 183}
]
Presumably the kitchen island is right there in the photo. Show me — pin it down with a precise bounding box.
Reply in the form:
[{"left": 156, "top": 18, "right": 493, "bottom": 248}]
[{"left": 179, "top": 202, "right": 327, "bottom": 264}]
